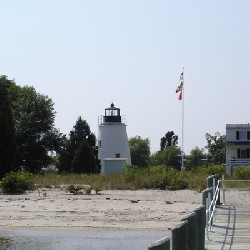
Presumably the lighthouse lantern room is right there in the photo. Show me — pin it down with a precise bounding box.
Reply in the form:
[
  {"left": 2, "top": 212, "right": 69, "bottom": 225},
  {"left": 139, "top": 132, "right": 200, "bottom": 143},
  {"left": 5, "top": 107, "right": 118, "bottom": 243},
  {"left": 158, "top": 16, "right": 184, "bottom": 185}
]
[{"left": 98, "top": 103, "right": 131, "bottom": 174}]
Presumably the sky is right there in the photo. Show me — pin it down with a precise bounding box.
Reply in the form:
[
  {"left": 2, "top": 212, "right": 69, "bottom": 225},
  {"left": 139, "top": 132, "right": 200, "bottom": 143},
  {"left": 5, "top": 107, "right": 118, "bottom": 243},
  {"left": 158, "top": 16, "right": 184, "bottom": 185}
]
[{"left": 1, "top": 1, "right": 250, "bottom": 154}]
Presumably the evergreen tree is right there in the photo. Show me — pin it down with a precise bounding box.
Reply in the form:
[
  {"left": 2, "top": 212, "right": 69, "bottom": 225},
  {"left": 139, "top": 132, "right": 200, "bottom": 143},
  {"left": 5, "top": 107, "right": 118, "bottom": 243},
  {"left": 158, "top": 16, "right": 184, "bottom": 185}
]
[
  {"left": 70, "top": 117, "right": 92, "bottom": 151},
  {"left": 0, "top": 78, "right": 16, "bottom": 177},
  {"left": 57, "top": 117, "right": 99, "bottom": 173},
  {"left": 56, "top": 138, "right": 73, "bottom": 172},
  {"left": 72, "top": 140, "right": 97, "bottom": 173},
  {"left": 160, "top": 131, "right": 178, "bottom": 151}
]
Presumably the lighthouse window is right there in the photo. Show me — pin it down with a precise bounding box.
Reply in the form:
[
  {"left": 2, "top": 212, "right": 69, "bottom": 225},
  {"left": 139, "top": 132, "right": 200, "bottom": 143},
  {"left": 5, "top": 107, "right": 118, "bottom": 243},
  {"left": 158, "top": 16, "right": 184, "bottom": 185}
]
[
  {"left": 106, "top": 110, "right": 118, "bottom": 116},
  {"left": 116, "top": 153, "right": 120, "bottom": 158}
]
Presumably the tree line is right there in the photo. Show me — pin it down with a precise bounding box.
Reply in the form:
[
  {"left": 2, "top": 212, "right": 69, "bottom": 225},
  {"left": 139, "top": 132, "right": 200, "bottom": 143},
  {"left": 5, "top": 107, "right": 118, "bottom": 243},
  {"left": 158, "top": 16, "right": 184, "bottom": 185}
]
[
  {"left": 0, "top": 76, "right": 99, "bottom": 177},
  {"left": 129, "top": 132, "right": 226, "bottom": 170},
  {"left": 0, "top": 76, "right": 226, "bottom": 178}
]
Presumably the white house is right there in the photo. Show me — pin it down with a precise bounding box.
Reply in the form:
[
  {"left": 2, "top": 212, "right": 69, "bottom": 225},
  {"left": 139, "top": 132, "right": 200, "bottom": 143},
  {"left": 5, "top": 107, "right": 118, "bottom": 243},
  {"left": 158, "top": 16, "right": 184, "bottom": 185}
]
[
  {"left": 226, "top": 124, "right": 250, "bottom": 175},
  {"left": 97, "top": 103, "right": 131, "bottom": 174}
]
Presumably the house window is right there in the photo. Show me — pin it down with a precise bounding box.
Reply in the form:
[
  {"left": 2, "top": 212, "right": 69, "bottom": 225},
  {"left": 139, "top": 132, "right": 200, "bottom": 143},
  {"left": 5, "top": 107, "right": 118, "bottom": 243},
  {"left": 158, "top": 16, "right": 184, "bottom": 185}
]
[
  {"left": 247, "top": 131, "right": 250, "bottom": 140},
  {"left": 236, "top": 131, "right": 247, "bottom": 140},
  {"left": 116, "top": 153, "right": 120, "bottom": 158},
  {"left": 237, "top": 149, "right": 250, "bottom": 158}
]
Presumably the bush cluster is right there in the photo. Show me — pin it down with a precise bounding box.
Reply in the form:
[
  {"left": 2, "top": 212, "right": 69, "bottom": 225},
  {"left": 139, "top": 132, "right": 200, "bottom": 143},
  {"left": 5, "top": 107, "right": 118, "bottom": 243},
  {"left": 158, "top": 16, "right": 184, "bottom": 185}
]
[
  {"left": 233, "top": 166, "right": 250, "bottom": 180},
  {"left": 67, "top": 184, "right": 84, "bottom": 195},
  {"left": 67, "top": 184, "right": 93, "bottom": 195},
  {"left": 205, "top": 164, "right": 226, "bottom": 177},
  {"left": 2, "top": 164, "right": 231, "bottom": 194},
  {"left": 0, "top": 171, "right": 34, "bottom": 194},
  {"left": 123, "top": 165, "right": 187, "bottom": 190}
]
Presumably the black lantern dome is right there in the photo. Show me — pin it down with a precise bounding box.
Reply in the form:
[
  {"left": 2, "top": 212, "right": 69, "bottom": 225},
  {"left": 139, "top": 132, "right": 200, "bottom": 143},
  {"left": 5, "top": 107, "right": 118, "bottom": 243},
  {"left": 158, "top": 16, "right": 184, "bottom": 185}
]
[{"left": 104, "top": 103, "right": 121, "bottom": 123}]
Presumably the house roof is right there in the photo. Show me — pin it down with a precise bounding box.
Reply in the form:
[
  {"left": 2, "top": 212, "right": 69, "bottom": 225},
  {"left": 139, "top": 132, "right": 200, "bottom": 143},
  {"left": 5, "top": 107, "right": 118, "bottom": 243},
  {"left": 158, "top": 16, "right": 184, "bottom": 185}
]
[{"left": 226, "top": 124, "right": 250, "bottom": 129}]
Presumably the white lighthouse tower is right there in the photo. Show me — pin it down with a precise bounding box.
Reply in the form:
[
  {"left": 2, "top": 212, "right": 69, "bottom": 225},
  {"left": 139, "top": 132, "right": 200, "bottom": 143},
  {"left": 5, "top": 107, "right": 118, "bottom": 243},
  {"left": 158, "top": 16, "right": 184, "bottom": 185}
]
[{"left": 98, "top": 103, "right": 131, "bottom": 174}]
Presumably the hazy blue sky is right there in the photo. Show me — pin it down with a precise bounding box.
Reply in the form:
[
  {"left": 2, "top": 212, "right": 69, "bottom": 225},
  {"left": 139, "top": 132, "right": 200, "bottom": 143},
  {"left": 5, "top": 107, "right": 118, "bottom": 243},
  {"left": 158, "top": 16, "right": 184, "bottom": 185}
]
[{"left": 1, "top": 1, "right": 250, "bottom": 154}]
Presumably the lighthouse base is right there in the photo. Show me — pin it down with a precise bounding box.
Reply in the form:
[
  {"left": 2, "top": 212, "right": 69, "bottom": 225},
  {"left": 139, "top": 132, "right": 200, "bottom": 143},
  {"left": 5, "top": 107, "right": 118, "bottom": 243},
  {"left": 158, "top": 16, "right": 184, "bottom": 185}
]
[{"left": 101, "top": 158, "right": 129, "bottom": 174}]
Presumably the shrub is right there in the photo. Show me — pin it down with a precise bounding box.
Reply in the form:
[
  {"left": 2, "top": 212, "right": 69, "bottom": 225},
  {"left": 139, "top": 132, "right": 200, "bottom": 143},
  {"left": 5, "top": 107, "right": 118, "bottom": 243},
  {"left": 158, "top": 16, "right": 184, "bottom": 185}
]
[
  {"left": 183, "top": 170, "right": 207, "bottom": 192},
  {"left": 85, "top": 187, "right": 92, "bottom": 195},
  {"left": 205, "top": 164, "right": 226, "bottom": 177},
  {"left": 0, "top": 171, "right": 34, "bottom": 194},
  {"left": 91, "top": 183, "right": 102, "bottom": 194},
  {"left": 142, "top": 166, "right": 187, "bottom": 190},
  {"left": 67, "top": 184, "right": 83, "bottom": 195},
  {"left": 123, "top": 165, "right": 141, "bottom": 181},
  {"left": 233, "top": 166, "right": 250, "bottom": 180}
]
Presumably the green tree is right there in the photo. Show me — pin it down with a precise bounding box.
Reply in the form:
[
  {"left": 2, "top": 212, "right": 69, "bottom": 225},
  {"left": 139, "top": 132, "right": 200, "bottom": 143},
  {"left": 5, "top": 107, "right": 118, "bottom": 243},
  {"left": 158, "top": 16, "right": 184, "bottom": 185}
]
[
  {"left": 0, "top": 78, "right": 17, "bottom": 177},
  {"left": 129, "top": 136, "right": 150, "bottom": 168},
  {"left": 1, "top": 75, "right": 63, "bottom": 172},
  {"left": 69, "top": 116, "right": 96, "bottom": 152},
  {"left": 206, "top": 132, "right": 226, "bottom": 164},
  {"left": 160, "top": 131, "right": 178, "bottom": 151},
  {"left": 149, "top": 151, "right": 165, "bottom": 166},
  {"left": 72, "top": 140, "right": 97, "bottom": 173},
  {"left": 186, "top": 147, "right": 207, "bottom": 170},
  {"left": 150, "top": 146, "right": 181, "bottom": 170},
  {"left": 57, "top": 117, "right": 99, "bottom": 173},
  {"left": 55, "top": 137, "right": 72, "bottom": 172}
]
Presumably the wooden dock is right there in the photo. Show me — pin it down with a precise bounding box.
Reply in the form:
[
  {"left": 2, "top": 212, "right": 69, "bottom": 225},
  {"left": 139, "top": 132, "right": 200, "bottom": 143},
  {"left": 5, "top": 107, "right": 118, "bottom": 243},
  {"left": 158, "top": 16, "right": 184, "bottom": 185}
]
[{"left": 205, "top": 205, "right": 250, "bottom": 250}]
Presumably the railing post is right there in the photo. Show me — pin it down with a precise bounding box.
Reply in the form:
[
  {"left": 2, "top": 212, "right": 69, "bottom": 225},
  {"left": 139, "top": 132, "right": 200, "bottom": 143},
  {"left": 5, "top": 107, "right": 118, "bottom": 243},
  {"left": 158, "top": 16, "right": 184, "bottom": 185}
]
[
  {"left": 207, "top": 175, "right": 213, "bottom": 188},
  {"left": 208, "top": 192, "right": 211, "bottom": 230},
  {"left": 202, "top": 187, "right": 212, "bottom": 206},
  {"left": 213, "top": 177, "right": 215, "bottom": 199},
  {"left": 207, "top": 175, "right": 216, "bottom": 198},
  {"left": 181, "top": 212, "right": 197, "bottom": 250},
  {"left": 212, "top": 178, "right": 216, "bottom": 209},
  {"left": 222, "top": 175, "right": 225, "bottom": 204},
  {"left": 194, "top": 206, "right": 206, "bottom": 250},
  {"left": 206, "top": 197, "right": 209, "bottom": 240},
  {"left": 171, "top": 221, "right": 188, "bottom": 250},
  {"left": 215, "top": 174, "right": 221, "bottom": 205}
]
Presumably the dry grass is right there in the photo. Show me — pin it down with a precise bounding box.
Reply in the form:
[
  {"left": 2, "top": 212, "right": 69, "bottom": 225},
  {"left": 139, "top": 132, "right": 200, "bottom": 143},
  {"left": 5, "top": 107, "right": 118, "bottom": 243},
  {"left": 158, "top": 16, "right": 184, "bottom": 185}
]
[{"left": 31, "top": 166, "right": 213, "bottom": 192}]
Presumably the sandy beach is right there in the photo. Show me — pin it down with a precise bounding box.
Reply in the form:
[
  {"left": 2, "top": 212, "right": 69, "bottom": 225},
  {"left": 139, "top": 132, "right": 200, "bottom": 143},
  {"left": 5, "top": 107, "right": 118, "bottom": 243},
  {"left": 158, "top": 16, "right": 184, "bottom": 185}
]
[{"left": 0, "top": 188, "right": 249, "bottom": 231}]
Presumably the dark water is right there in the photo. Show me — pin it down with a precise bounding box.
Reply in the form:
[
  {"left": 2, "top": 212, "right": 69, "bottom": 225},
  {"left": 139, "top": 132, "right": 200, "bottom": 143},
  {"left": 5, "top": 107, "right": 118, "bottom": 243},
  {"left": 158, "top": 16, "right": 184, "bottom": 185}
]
[{"left": 0, "top": 230, "right": 170, "bottom": 250}]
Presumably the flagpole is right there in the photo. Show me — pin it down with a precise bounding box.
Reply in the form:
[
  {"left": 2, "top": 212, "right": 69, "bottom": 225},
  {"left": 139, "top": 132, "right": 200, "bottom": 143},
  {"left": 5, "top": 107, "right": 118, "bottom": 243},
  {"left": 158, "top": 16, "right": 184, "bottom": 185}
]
[
  {"left": 181, "top": 67, "right": 185, "bottom": 171},
  {"left": 176, "top": 68, "right": 185, "bottom": 171}
]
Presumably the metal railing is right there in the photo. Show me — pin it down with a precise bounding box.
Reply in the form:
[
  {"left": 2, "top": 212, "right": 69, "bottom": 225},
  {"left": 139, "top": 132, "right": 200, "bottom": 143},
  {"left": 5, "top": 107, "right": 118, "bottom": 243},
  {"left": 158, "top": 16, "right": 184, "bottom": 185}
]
[
  {"left": 206, "top": 177, "right": 220, "bottom": 240},
  {"left": 206, "top": 176, "right": 250, "bottom": 235},
  {"left": 221, "top": 175, "right": 250, "bottom": 204},
  {"left": 228, "top": 158, "right": 250, "bottom": 166},
  {"left": 98, "top": 115, "right": 127, "bottom": 125}
]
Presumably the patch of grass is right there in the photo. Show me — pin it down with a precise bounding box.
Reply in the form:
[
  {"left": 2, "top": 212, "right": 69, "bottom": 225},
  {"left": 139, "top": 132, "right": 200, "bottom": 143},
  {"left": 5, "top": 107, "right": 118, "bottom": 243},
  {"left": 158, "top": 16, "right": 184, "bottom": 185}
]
[
  {"left": 224, "top": 180, "right": 250, "bottom": 189},
  {"left": 221, "top": 167, "right": 250, "bottom": 189},
  {"left": 28, "top": 164, "right": 231, "bottom": 193}
]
